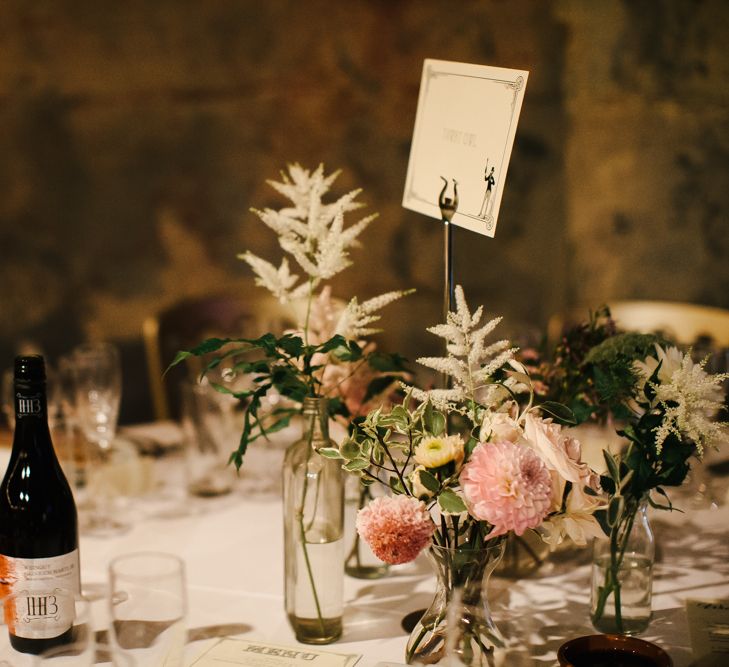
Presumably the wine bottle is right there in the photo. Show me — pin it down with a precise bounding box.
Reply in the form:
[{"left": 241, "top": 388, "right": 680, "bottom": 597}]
[{"left": 0, "top": 355, "right": 80, "bottom": 654}]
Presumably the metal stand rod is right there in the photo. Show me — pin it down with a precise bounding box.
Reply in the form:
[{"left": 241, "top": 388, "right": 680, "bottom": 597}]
[
  {"left": 438, "top": 177, "right": 458, "bottom": 324},
  {"left": 438, "top": 177, "right": 458, "bottom": 392},
  {"left": 443, "top": 219, "right": 453, "bottom": 324}
]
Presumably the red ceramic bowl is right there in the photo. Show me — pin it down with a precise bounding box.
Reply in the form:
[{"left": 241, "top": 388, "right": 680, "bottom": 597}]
[{"left": 558, "top": 634, "right": 673, "bottom": 667}]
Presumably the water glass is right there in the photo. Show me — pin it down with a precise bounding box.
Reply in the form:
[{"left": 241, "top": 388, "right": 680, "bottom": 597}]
[
  {"left": 108, "top": 552, "right": 187, "bottom": 666},
  {"left": 180, "top": 382, "right": 237, "bottom": 497}
]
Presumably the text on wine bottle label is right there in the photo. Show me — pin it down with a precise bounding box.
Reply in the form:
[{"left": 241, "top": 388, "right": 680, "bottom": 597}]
[{"left": 0, "top": 550, "right": 80, "bottom": 639}]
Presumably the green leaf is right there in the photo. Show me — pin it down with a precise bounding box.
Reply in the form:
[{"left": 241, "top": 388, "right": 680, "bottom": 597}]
[
  {"left": 317, "top": 335, "right": 348, "bottom": 354},
  {"left": 618, "top": 469, "right": 634, "bottom": 492},
  {"left": 166, "top": 337, "right": 235, "bottom": 372},
  {"left": 603, "top": 450, "right": 621, "bottom": 483},
  {"left": 644, "top": 360, "right": 662, "bottom": 402},
  {"left": 277, "top": 334, "right": 305, "bottom": 357},
  {"left": 423, "top": 402, "right": 446, "bottom": 436},
  {"left": 343, "top": 459, "right": 370, "bottom": 472},
  {"left": 571, "top": 400, "right": 597, "bottom": 425},
  {"left": 363, "top": 376, "right": 398, "bottom": 404},
  {"left": 367, "top": 352, "right": 410, "bottom": 373},
  {"left": 318, "top": 447, "right": 343, "bottom": 459},
  {"left": 465, "top": 435, "right": 479, "bottom": 457},
  {"left": 389, "top": 476, "right": 406, "bottom": 494},
  {"left": 438, "top": 489, "right": 467, "bottom": 514},
  {"left": 261, "top": 411, "right": 294, "bottom": 437},
  {"left": 650, "top": 487, "right": 682, "bottom": 512},
  {"left": 418, "top": 470, "right": 440, "bottom": 493},
  {"left": 607, "top": 495, "right": 624, "bottom": 527},
  {"left": 340, "top": 438, "right": 361, "bottom": 460},
  {"left": 430, "top": 411, "right": 446, "bottom": 437},
  {"left": 539, "top": 401, "right": 577, "bottom": 425}
]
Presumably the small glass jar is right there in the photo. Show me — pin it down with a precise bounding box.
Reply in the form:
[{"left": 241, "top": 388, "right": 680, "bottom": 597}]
[{"left": 591, "top": 499, "right": 655, "bottom": 635}]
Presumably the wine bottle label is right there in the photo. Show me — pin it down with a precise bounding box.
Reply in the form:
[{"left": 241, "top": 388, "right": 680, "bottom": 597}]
[
  {"left": 15, "top": 391, "right": 44, "bottom": 419},
  {"left": 0, "top": 550, "right": 80, "bottom": 639}
]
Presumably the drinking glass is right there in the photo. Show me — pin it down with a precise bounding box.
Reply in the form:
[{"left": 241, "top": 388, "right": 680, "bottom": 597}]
[
  {"left": 73, "top": 343, "right": 121, "bottom": 454},
  {"left": 72, "top": 342, "right": 128, "bottom": 536},
  {"left": 108, "top": 552, "right": 187, "bottom": 667},
  {"left": 180, "top": 381, "right": 237, "bottom": 498}
]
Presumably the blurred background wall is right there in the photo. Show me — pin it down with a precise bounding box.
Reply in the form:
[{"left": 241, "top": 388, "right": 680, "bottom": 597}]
[{"left": 1, "top": 0, "right": 728, "bottom": 422}]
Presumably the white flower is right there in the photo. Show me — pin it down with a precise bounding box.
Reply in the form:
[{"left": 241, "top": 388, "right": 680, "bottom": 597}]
[
  {"left": 637, "top": 345, "right": 728, "bottom": 456},
  {"left": 238, "top": 254, "right": 300, "bottom": 303},
  {"left": 334, "top": 289, "right": 414, "bottom": 339},
  {"left": 405, "top": 285, "right": 515, "bottom": 413},
  {"left": 243, "top": 164, "right": 376, "bottom": 302},
  {"left": 479, "top": 410, "right": 521, "bottom": 443},
  {"left": 634, "top": 344, "right": 684, "bottom": 388}
]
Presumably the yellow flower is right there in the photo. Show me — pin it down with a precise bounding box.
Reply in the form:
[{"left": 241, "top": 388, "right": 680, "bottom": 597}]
[{"left": 414, "top": 435, "right": 464, "bottom": 468}]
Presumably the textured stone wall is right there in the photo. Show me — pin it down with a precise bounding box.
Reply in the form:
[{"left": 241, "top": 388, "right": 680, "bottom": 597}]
[
  {"left": 559, "top": 0, "right": 729, "bottom": 308},
  {"left": 0, "top": 0, "right": 727, "bottom": 421}
]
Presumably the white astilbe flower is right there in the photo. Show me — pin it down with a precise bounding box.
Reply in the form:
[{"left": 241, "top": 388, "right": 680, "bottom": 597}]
[
  {"left": 238, "top": 253, "right": 299, "bottom": 303},
  {"left": 335, "top": 289, "right": 415, "bottom": 339},
  {"left": 406, "top": 285, "right": 516, "bottom": 414},
  {"left": 636, "top": 346, "right": 728, "bottom": 456},
  {"left": 244, "top": 163, "right": 376, "bottom": 301}
]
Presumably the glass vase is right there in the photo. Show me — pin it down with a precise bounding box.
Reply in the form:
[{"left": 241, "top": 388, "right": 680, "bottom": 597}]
[
  {"left": 590, "top": 498, "right": 655, "bottom": 635},
  {"left": 406, "top": 541, "right": 506, "bottom": 667},
  {"left": 344, "top": 474, "right": 389, "bottom": 579},
  {"left": 495, "top": 531, "right": 550, "bottom": 578},
  {"left": 283, "top": 397, "right": 344, "bottom": 644}
]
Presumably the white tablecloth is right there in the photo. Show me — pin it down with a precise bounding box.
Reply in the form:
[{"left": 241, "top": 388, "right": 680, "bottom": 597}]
[{"left": 1, "top": 445, "right": 728, "bottom": 666}]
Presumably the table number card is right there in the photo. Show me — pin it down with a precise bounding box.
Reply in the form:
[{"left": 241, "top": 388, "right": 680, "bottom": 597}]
[
  {"left": 189, "top": 638, "right": 361, "bottom": 667},
  {"left": 402, "top": 59, "right": 528, "bottom": 237},
  {"left": 686, "top": 598, "right": 729, "bottom": 662}
]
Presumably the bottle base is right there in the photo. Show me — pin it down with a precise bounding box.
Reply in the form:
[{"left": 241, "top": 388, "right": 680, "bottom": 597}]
[
  {"left": 288, "top": 615, "right": 342, "bottom": 644},
  {"left": 9, "top": 626, "right": 74, "bottom": 655},
  {"left": 591, "top": 614, "right": 652, "bottom": 636}
]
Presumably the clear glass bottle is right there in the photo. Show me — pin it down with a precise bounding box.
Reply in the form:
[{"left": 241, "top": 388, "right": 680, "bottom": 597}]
[
  {"left": 283, "top": 397, "right": 344, "bottom": 644},
  {"left": 591, "top": 499, "right": 655, "bottom": 635}
]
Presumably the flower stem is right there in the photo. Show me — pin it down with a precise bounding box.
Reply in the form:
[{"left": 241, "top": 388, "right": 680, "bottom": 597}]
[
  {"left": 593, "top": 502, "right": 638, "bottom": 633},
  {"left": 296, "top": 411, "right": 326, "bottom": 636}
]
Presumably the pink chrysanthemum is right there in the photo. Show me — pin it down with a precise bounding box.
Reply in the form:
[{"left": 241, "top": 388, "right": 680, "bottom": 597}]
[
  {"left": 356, "top": 496, "right": 435, "bottom": 565},
  {"left": 460, "top": 440, "right": 552, "bottom": 539}
]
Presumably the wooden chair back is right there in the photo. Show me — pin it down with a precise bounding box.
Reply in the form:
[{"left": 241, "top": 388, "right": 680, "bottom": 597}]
[{"left": 143, "top": 292, "right": 295, "bottom": 421}]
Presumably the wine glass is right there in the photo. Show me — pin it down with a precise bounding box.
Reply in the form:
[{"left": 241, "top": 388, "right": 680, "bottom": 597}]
[
  {"left": 73, "top": 343, "right": 121, "bottom": 453},
  {"left": 108, "top": 552, "right": 187, "bottom": 667},
  {"left": 72, "top": 342, "right": 128, "bottom": 536}
]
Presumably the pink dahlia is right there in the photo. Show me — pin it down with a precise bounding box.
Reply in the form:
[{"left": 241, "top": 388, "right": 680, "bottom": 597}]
[
  {"left": 459, "top": 440, "right": 552, "bottom": 539},
  {"left": 356, "top": 495, "right": 435, "bottom": 565}
]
